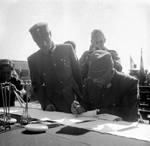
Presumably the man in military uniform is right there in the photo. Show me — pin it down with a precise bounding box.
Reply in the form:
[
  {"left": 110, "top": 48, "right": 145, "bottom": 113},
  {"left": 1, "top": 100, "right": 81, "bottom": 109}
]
[
  {"left": 72, "top": 50, "right": 138, "bottom": 122},
  {"left": 28, "top": 23, "right": 83, "bottom": 113},
  {"left": 79, "top": 29, "right": 122, "bottom": 82}
]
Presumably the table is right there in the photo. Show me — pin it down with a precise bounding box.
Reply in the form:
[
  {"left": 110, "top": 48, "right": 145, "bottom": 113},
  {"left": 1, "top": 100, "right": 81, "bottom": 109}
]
[{"left": 0, "top": 106, "right": 150, "bottom": 146}]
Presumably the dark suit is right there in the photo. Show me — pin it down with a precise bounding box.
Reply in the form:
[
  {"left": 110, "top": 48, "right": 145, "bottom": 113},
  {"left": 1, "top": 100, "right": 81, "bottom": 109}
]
[
  {"left": 82, "top": 70, "right": 139, "bottom": 122},
  {"left": 28, "top": 44, "right": 82, "bottom": 113}
]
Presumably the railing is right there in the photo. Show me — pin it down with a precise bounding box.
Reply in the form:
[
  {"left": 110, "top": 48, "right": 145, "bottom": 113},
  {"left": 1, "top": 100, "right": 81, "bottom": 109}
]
[{"left": 138, "top": 85, "right": 150, "bottom": 123}]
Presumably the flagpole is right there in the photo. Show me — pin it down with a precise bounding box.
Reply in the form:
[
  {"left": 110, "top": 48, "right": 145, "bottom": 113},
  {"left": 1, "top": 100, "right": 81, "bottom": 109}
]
[{"left": 139, "top": 48, "right": 145, "bottom": 85}]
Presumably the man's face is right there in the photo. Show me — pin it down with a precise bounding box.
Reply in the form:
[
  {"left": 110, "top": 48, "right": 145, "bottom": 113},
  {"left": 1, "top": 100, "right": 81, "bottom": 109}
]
[
  {"left": 91, "top": 31, "right": 105, "bottom": 50},
  {"left": 0, "top": 66, "right": 11, "bottom": 82},
  {"left": 91, "top": 39, "right": 105, "bottom": 50},
  {"left": 34, "top": 32, "right": 53, "bottom": 53}
]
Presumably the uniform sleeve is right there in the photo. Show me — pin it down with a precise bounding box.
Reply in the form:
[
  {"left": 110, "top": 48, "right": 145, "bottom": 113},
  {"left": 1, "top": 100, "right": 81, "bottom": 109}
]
[
  {"left": 68, "top": 46, "right": 83, "bottom": 98},
  {"left": 27, "top": 57, "right": 40, "bottom": 94},
  {"left": 28, "top": 56, "right": 53, "bottom": 110},
  {"left": 79, "top": 51, "right": 89, "bottom": 81},
  {"left": 100, "top": 76, "right": 139, "bottom": 122},
  {"left": 110, "top": 77, "right": 139, "bottom": 122},
  {"left": 120, "top": 78, "right": 139, "bottom": 121},
  {"left": 109, "top": 50, "right": 122, "bottom": 72}
]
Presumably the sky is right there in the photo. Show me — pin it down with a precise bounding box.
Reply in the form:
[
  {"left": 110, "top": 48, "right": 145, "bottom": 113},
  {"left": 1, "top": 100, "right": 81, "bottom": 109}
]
[{"left": 0, "top": 0, "right": 150, "bottom": 73}]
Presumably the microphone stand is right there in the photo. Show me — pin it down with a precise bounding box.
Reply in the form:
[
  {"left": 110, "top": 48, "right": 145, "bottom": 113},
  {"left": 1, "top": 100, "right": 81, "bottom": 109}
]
[
  {"left": 20, "top": 82, "right": 30, "bottom": 125},
  {"left": 0, "top": 83, "right": 12, "bottom": 131}
]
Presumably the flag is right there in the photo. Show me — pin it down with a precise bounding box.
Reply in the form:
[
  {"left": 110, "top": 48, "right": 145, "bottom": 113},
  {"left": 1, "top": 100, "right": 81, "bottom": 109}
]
[{"left": 130, "top": 56, "right": 136, "bottom": 70}]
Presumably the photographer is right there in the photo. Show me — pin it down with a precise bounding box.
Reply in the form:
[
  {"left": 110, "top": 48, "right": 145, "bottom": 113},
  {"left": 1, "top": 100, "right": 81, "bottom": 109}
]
[{"left": 0, "top": 59, "right": 26, "bottom": 107}]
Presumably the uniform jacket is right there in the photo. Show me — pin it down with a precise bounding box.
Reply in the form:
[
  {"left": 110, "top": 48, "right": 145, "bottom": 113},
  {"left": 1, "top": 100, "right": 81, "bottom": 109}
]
[
  {"left": 28, "top": 44, "right": 82, "bottom": 113},
  {"left": 82, "top": 70, "right": 139, "bottom": 122},
  {"left": 79, "top": 49, "right": 122, "bottom": 81}
]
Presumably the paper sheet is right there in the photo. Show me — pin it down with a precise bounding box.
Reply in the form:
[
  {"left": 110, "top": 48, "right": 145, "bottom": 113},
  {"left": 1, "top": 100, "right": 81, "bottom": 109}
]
[
  {"left": 110, "top": 123, "right": 150, "bottom": 142},
  {"left": 70, "top": 117, "right": 150, "bottom": 142},
  {"left": 40, "top": 117, "right": 92, "bottom": 125},
  {"left": 79, "top": 110, "right": 121, "bottom": 121},
  {"left": 78, "top": 120, "right": 150, "bottom": 142},
  {"left": 79, "top": 110, "right": 97, "bottom": 117},
  {"left": 92, "top": 122, "right": 138, "bottom": 133},
  {"left": 97, "top": 114, "right": 122, "bottom": 121}
]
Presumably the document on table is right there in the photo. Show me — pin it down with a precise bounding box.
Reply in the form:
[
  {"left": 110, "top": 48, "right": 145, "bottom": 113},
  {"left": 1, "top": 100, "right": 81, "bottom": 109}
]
[
  {"left": 97, "top": 114, "right": 122, "bottom": 121},
  {"left": 92, "top": 122, "right": 138, "bottom": 133},
  {"left": 110, "top": 123, "right": 150, "bottom": 142},
  {"left": 74, "top": 116, "right": 150, "bottom": 142},
  {"left": 91, "top": 121, "right": 150, "bottom": 142},
  {"left": 48, "top": 111, "right": 122, "bottom": 125},
  {"left": 79, "top": 110, "right": 121, "bottom": 121},
  {"left": 40, "top": 116, "right": 95, "bottom": 125}
]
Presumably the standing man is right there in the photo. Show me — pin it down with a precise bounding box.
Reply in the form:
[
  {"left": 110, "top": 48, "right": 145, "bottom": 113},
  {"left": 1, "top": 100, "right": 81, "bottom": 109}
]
[{"left": 28, "top": 23, "right": 82, "bottom": 113}]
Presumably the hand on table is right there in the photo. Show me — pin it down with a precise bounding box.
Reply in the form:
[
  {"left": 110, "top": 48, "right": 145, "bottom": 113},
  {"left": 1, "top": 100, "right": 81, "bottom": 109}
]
[
  {"left": 45, "top": 103, "right": 56, "bottom": 111},
  {"left": 71, "top": 100, "right": 85, "bottom": 115}
]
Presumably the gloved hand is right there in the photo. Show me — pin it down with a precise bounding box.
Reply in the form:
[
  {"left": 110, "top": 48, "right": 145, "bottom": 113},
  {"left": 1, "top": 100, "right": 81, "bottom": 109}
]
[
  {"left": 71, "top": 100, "right": 85, "bottom": 115},
  {"left": 45, "top": 103, "right": 56, "bottom": 111}
]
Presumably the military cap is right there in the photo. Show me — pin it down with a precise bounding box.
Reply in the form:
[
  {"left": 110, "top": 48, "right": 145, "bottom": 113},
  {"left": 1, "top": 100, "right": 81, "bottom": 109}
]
[
  {"left": 29, "top": 22, "right": 51, "bottom": 40},
  {"left": 0, "top": 59, "right": 13, "bottom": 69}
]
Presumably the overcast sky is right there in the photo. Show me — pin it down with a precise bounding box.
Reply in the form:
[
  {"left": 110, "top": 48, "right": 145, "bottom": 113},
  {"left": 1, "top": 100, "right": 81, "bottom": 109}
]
[{"left": 0, "top": 0, "right": 150, "bottom": 73}]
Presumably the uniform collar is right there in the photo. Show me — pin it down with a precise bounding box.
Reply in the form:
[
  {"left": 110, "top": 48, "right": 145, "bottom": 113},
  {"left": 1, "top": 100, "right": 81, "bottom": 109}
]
[{"left": 41, "top": 42, "right": 56, "bottom": 55}]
